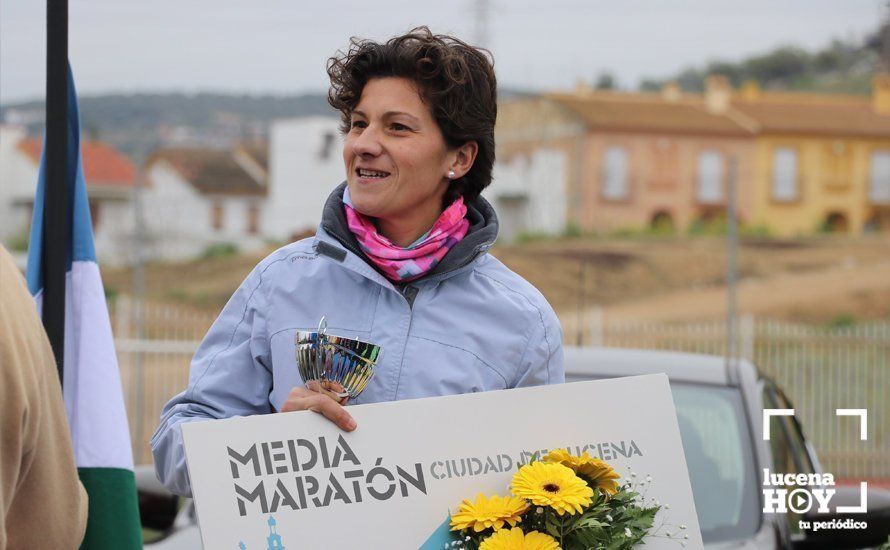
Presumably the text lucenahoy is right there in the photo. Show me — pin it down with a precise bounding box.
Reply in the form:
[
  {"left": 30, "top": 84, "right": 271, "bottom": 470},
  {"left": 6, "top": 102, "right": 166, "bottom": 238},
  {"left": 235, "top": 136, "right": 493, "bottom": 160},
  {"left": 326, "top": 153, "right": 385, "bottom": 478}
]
[{"left": 227, "top": 435, "right": 427, "bottom": 517}]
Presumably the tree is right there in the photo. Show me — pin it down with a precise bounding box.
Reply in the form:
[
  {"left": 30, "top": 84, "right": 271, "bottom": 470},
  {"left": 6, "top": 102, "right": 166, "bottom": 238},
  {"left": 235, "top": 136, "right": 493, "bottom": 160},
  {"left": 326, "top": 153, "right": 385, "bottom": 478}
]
[{"left": 595, "top": 72, "right": 616, "bottom": 90}]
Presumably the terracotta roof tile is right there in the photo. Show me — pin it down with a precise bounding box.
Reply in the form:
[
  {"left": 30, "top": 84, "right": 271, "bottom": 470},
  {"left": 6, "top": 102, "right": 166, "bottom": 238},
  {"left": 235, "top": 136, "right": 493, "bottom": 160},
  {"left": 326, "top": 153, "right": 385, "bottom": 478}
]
[
  {"left": 730, "top": 98, "right": 890, "bottom": 137},
  {"left": 148, "top": 147, "right": 267, "bottom": 196},
  {"left": 541, "top": 88, "right": 890, "bottom": 138},
  {"left": 546, "top": 92, "right": 753, "bottom": 136},
  {"left": 17, "top": 138, "right": 136, "bottom": 186}
]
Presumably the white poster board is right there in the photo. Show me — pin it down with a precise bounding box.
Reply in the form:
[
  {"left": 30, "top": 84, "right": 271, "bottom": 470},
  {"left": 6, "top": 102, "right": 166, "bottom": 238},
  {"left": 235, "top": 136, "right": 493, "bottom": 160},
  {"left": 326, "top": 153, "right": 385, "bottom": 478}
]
[{"left": 182, "top": 374, "right": 703, "bottom": 549}]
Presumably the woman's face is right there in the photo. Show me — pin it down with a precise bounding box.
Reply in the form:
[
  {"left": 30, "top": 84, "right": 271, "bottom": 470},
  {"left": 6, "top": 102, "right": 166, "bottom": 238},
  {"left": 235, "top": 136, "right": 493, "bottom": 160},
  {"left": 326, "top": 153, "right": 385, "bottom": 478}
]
[{"left": 343, "top": 77, "right": 454, "bottom": 229}]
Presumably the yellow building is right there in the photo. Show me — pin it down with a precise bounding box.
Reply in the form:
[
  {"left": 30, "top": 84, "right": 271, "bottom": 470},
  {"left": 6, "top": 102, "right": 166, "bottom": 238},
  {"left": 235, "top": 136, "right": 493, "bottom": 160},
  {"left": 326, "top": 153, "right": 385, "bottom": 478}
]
[{"left": 733, "top": 75, "right": 890, "bottom": 235}]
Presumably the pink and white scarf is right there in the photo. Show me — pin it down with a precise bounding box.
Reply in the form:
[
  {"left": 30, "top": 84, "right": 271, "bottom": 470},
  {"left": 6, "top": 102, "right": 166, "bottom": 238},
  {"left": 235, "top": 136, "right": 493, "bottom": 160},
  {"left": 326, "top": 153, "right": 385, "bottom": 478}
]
[{"left": 343, "top": 188, "right": 470, "bottom": 282}]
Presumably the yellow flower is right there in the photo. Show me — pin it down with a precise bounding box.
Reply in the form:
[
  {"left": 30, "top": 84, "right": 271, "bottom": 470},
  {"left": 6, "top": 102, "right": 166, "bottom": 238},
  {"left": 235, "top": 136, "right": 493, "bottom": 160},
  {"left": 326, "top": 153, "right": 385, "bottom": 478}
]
[
  {"left": 543, "top": 449, "right": 621, "bottom": 497},
  {"left": 511, "top": 461, "right": 593, "bottom": 516},
  {"left": 450, "top": 493, "right": 529, "bottom": 532},
  {"left": 479, "top": 527, "right": 560, "bottom": 550}
]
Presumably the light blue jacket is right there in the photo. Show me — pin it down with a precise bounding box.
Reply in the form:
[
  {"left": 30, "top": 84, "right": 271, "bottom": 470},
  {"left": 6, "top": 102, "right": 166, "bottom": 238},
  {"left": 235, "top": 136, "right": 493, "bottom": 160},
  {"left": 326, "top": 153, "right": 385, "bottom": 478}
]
[{"left": 151, "top": 184, "right": 564, "bottom": 496}]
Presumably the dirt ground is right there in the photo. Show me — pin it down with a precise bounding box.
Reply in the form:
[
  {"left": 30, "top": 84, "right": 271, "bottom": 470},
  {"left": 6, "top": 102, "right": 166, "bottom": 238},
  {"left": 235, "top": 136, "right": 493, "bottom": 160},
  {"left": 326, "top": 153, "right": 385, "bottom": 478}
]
[
  {"left": 103, "top": 234, "right": 890, "bottom": 326},
  {"left": 493, "top": 235, "right": 890, "bottom": 325}
]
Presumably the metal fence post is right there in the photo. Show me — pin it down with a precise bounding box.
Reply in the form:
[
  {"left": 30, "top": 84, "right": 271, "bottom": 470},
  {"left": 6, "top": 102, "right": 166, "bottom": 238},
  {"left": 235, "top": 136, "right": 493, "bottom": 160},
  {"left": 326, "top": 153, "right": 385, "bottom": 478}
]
[
  {"left": 741, "top": 314, "right": 755, "bottom": 361},
  {"left": 115, "top": 294, "right": 130, "bottom": 339}
]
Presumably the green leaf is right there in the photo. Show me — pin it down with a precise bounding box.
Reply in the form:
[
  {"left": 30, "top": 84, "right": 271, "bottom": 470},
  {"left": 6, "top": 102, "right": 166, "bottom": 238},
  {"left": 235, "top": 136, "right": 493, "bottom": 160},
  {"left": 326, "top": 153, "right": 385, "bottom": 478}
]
[{"left": 575, "top": 517, "right": 607, "bottom": 529}]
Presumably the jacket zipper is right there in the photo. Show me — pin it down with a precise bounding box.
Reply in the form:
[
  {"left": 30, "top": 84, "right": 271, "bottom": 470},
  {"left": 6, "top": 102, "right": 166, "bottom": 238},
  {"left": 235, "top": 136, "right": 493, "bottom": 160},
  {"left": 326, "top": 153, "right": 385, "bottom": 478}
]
[{"left": 393, "top": 284, "right": 417, "bottom": 399}]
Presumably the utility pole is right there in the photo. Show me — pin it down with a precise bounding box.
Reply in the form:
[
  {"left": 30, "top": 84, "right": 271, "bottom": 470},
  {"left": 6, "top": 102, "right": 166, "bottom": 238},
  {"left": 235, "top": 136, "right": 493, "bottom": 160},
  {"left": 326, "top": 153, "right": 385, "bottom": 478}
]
[
  {"left": 882, "top": 1, "right": 890, "bottom": 72},
  {"left": 725, "top": 157, "right": 739, "bottom": 371},
  {"left": 473, "top": 0, "right": 491, "bottom": 48}
]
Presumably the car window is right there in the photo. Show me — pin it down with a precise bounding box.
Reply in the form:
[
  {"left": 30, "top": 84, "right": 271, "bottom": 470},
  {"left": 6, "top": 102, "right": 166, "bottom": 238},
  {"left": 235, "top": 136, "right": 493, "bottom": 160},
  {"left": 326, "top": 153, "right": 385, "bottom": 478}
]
[
  {"left": 763, "top": 386, "right": 814, "bottom": 535},
  {"left": 672, "top": 384, "right": 760, "bottom": 543}
]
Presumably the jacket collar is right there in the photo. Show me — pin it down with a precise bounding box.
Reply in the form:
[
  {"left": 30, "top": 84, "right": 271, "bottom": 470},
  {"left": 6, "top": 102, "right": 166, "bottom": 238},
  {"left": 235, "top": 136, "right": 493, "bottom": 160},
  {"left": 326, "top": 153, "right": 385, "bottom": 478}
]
[{"left": 316, "top": 182, "right": 498, "bottom": 285}]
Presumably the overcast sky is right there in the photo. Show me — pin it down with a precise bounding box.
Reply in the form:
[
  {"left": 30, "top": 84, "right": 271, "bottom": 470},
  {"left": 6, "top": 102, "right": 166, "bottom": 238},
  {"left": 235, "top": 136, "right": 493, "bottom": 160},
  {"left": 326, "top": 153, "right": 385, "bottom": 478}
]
[{"left": 0, "top": 0, "right": 885, "bottom": 105}]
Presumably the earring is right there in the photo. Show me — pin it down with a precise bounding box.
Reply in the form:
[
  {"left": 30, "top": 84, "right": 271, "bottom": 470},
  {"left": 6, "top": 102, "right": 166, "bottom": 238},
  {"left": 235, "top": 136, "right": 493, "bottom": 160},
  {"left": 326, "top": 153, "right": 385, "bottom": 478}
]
[{"left": 447, "top": 170, "right": 456, "bottom": 179}]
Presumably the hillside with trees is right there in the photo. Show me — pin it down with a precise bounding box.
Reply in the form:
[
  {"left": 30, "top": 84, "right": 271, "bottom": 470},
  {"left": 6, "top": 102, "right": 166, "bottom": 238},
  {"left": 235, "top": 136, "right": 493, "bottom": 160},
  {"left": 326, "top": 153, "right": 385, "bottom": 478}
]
[
  {"left": 0, "top": 92, "right": 332, "bottom": 163},
  {"left": 637, "top": 19, "right": 889, "bottom": 94}
]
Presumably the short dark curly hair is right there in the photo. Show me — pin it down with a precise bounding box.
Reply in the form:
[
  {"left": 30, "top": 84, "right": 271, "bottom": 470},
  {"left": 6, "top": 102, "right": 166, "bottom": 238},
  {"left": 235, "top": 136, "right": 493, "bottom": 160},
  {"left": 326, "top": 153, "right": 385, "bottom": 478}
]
[{"left": 327, "top": 26, "right": 497, "bottom": 206}]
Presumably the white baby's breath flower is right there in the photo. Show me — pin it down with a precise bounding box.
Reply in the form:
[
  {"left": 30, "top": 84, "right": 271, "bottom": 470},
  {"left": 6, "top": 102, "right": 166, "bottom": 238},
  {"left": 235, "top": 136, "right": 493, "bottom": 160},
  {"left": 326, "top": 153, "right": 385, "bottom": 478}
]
[
  {"left": 606, "top": 514, "right": 613, "bottom": 522},
  {"left": 624, "top": 527, "right": 633, "bottom": 537}
]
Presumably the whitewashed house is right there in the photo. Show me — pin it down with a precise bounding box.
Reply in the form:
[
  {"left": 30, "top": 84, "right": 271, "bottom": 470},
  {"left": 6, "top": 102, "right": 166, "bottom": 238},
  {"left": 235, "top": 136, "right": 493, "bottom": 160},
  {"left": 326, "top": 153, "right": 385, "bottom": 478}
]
[
  {"left": 0, "top": 125, "right": 34, "bottom": 246},
  {"left": 263, "top": 116, "right": 345, "bottom": 241},
  {"left": 142, "top": 146, "right": 268, "bottom": 261},
  {"left": 0, "top": 125, "right": 138, "bottom": 264},
  {"left": 489, "top": 149, "right": 569, "bottom": 241}
]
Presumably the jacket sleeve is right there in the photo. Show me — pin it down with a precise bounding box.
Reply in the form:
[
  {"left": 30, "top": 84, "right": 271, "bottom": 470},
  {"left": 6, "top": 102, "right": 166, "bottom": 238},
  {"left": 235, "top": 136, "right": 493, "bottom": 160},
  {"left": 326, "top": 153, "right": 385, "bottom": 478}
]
[
  {"left": 513, "top": 301, "right": 565, "bottom": 387},
  {"left": 150, "top": 262, "right": 273, "bottom": 497}
]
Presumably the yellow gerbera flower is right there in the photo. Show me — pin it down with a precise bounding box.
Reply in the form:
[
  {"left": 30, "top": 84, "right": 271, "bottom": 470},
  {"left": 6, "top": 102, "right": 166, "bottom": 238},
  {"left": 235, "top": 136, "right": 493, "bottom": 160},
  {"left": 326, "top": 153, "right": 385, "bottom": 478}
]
[
  {"left": 450, "top": 493, "right": 529, "bottom": 532},
  {"left": 479, "top": 527, "right": 559, "bottom": 550},
  {"left": 543, "top": 449, "right": 621, "bottom": 497},
  {"left": 511, "top": 461, "right": 593, "bottom": 516}
]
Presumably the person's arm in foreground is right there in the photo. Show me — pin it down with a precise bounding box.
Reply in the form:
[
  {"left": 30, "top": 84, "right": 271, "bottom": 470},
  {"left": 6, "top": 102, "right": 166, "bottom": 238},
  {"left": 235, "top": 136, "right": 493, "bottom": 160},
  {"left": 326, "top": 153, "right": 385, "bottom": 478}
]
[{"left": 0, "top": 246, "right": 88, "bottom": 549}]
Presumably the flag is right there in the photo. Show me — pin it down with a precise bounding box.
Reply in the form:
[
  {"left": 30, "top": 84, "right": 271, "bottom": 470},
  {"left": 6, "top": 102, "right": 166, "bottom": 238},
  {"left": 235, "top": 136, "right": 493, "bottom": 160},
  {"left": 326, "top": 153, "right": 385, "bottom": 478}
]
[
  {"left": 25, "top": 65, "right": 143, "bottom": 549},
  {"left": 421, "top": 515, "right": 461, "bottom": 548}
]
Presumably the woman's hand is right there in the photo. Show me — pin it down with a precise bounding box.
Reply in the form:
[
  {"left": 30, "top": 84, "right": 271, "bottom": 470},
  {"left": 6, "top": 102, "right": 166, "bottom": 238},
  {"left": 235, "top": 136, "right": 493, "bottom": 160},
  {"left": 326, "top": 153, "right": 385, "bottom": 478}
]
[{"left": 279, "top": 381, "right": 357, "bottom": 431}]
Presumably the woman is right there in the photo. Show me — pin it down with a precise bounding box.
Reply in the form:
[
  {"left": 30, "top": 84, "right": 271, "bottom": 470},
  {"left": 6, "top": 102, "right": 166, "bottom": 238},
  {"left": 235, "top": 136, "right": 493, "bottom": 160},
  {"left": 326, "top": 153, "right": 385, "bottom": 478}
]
[{"left": 151, "top": 27, "right": 564, "bottom": 497}]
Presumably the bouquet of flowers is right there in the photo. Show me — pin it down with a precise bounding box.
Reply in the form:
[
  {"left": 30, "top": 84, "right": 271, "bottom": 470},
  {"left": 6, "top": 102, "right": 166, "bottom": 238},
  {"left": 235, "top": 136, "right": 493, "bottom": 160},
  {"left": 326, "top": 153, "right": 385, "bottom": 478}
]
[{"left": 445, "top": 450, "right": 667, "bottom": 549}]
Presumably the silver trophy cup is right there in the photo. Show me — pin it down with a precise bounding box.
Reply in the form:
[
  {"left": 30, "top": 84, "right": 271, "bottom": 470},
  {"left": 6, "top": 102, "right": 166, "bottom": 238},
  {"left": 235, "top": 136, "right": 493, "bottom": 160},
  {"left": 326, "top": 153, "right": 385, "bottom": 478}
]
[{"left": 294, "top": 317, "right": 382, "bottom": 399}]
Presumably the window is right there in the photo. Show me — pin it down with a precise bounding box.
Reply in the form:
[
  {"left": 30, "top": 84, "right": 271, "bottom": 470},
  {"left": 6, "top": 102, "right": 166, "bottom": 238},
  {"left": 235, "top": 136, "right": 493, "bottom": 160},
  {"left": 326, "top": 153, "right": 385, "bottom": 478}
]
[
  {"left": 870, "top": 151, "right": 890, "bottom": 204},
  {"left": 697, "top": 151, "right": 724, "bottom": 203},
  {"left": 211, "top": 201, "right": 224, "bottom": 231},
  {"left": 247, "top": 203, "right": 260, "bottom": 235},
  {"left": 772, "top": 148, "right": 799, "bottom": 202},
  {"left": 763, "top": 387, "right": 815, "bottom": 536},
  {"left": 602, "top": 147, "right": 629, "bottom": 200}
]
